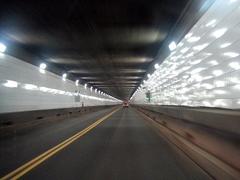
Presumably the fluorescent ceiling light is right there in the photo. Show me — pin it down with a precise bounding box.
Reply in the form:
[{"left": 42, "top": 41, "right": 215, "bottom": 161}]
[
  {"left": 193, "top": 43, "right": 209, "bottom": 51},
  {"left": 213, "top": 90, "right": 226, "bottom": 95},
  {"left": 180, "top": 47, "right": 189, "bottom": 53},
  {"left": 187, "top": 36, "right": 200, "bottom": 43},
  {"left": 75, "top": 80, "right": 79, "bottom": 86},
  {"left": 185, "top": 33, "right": 192, "bottom": 39},
  {"left": 223, "top": 52, "right": 239, "bottom": 58},
  {"left": 3, "top": 80, "right": 18, "bottom": 88},
  {"left": 39, "top": 63, "right": 47, "bottom": 74},
  {"left": 154, "top": 63, "right": 159, "bottom": 69},
  {"left": 215, "top": 81, "right": 225, "bottom": 87},
  {"left": 62, "top": 73, "right": 67, "bottom": 81},
  {"left": 220, "top": 42, "right": 231, "bottom": 48},
  {"left": 211, "top": 28, "right": 227, "bottom": 38},
  {"left": 168, "top": 41, "right": 177, "bottom": 51},
  {"left": 205, "top": 19, "right": 217, "bottom": 27},
  {"left": 0, "top": 43, "right": 6, "bottom": 53},
  {"left": 177, "top": 42, "right": 183, "bottom": 47},
  {"left": 24, "top": 84, "right": 38, "bottom": 90},
  {"left": 39, "top": 63, "right": 47, "bottom": 70},
  {"left": 229, "top": 62, "right": 240, "bottom": 70},
  {"left": 212, "top": 69, "right": 223, "bottom": 76}
]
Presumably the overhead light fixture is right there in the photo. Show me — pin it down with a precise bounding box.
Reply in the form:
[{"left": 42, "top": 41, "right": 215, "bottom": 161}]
[
  {"left": 168, "top": 41, "right": 176, "bottom": 51},
  {"left": 223, "top": 52, "right": 239, "bottom": 58},
  {"left": 205, "top": 19, "right": 217, "bottom": 27},
  {"left": 212, "top": 70, "right": 223, "bottom": 76},
  {"left": 0, "top": 43, "right": 6, "bottom": 53},
  {"left": 215, "top": 80, "right": 226, "bottom": 87},
  {"left": 229, "top": 62, "right": 240, "bottom": 70},
  {"left": 208, "top": 60, "right": 219, "bottom": 66},
  {"left": 24, "top": 84, "right": 38, "bottom": 90},
  {"left": 220, "top": 42, "right": 231, "bottom": 48},
  {"left": 185, "top": 33, "right": 192, "bottom": 39},
  {"left": 75, "top": 80, "right": 79, "bottom": 86},
  {"left": 187, "top": 36, "right": 200, "bottom": 43},
  {"left": 3, "top": 80, "right": 18, "bottom": 88},
  {"left": 177, "top": 42, "right": 184, "bottom": 47},
  {"left": 62, "top": 73, "right": 67, "bottom": 81},
  {"left": 39, "top": 63, "right": 47, "bottom": 74},
  {"left": 39, "top": 63, "right": 46, "bottom": 70},
  {"left": 154, "top": 63, "right": 159, "bottom": 69},
  {"left": 180, "top": 47, "right": 189, "bottom": 54},
  {"left": 193, "top": 43, "right": 209, "bottom": 51},
  {"left": 211, "top": 28, "right": 227, "bottom": 38}
]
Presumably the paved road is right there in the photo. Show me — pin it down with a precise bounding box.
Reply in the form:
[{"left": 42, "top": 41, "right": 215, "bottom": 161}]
[{"left": 0, "top": 107, "right": 211, "bottom": 180}]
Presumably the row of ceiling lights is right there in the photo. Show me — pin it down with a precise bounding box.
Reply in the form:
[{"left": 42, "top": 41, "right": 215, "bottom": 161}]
[{"left": 0, "top": 43, "right": 120, "bottom": 101}]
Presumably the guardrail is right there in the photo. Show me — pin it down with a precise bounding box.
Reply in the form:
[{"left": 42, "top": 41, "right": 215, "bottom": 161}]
[{"left": 133, "top": 105, "right": 240, "bottom": 180}]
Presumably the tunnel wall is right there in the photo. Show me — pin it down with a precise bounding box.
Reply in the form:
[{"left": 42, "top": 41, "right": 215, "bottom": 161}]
[
  {"left": 0, "top": 54, "right": 120, "bottom": 113},
  {"left": 133, "top": 104, "right": 240, "bottom": 179},
  {"left": 132, "top": 0, "right": 240, "bottom": 109}
]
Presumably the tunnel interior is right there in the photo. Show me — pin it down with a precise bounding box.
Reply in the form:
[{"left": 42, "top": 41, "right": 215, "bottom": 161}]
[
  {"left": 0, "top": 0, "right": 240, "bottom": 180},
  {"left": 0, "top": 0, "right": 195, "bottom": 100}
]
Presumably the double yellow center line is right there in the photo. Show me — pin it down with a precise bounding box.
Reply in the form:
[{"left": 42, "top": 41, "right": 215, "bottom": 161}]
[{"left": 1, "top": 108, "right": 120, "bottom": 180}]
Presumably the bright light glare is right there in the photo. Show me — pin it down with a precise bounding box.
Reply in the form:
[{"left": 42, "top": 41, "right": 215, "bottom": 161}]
[
  {"left": 208, "top": 60, "right": 218, "bottom": 66},
  {"left": 0, "top": 43, "right": 6, "bottom": 53},
  {"left": 3, "top": 80, "right": 18, "bottom": 88},
  {"left": 185, "top": 33, "right": 192, "bottom": 39},
  {"left": 193, "top": 43, "right": 209, "bottom": 51},
  {"left": 212, "top": 70, "right": 223, "bottom": 76},
  {"left": 229, "top": 62, "right": 240, "bottom": 70},
  {"left": 62, "top": 73, "right": 67, "bottom": 81},
  {"left": 154, "top": 63, "right": 159, "bottom": 69},
  {"left": 168, "top": 41, "right": 177, "bottom": 51},
  {"left": 75, "top": 80, "right": 79, "bottom": 86},
  {"left": 180, "top": 47, "right": 189, "bottom": 54},
  {"left": 223, "top": 52, "right": 239, "bottom": 58},
  {"left": 39, "top": 63, "right": 47, "bottom": 74},
  {"left": 206, "top": 19, "right": 217, "bottom": 27},
  {"left": 220, "top": 43, "right": 231, "bottom": 48},
  {"left": 215, "top": 81, "right": 225, "bottom": 87},
  {"left": 40, "top": 63, "right": 47, "bottom": 70},
  {"left": 84, "top": 84, "right": 87, "bottom": 89},
  {"left": 211, "top": 28, "right": 227, "bottom": 38},
  {"left": 187, "top": 36, "right": 200, "bottom": 43},
  {"left": 24, "top": 84, "right": 38, "bottom": 90}
]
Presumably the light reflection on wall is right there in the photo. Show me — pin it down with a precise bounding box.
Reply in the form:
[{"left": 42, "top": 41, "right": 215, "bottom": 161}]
[
  {"left": 131, "top": 0, "right": 240, "bottom": 109},
  {"left": 1, "top": 79, "right": 117, "bottom": 102}
]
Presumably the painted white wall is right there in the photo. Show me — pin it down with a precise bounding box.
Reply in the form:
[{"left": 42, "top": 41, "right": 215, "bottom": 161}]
[
  {"left": 0, "top": 54, "right": 120, "bottom": 113},
  {"left": 131, "top": 0, "right": 240, "bottom": 109}
]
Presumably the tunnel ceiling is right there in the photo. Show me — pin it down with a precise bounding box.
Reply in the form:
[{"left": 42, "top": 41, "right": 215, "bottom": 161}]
[{"left": 0, "top": 0, "right": 190, "bottom": 100}]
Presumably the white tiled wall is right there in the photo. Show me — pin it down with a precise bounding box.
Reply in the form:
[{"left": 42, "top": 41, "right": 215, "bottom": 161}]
[
  {"left": 131, "top": 0, "right": 240, "bottom": 109},
  {"left": 0, "top": 54, "right": 120, "bottom": 113}
]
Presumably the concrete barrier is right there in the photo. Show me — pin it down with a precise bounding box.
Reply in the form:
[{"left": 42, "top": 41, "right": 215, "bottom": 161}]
[
  {"left": 0, "top": 105, "right": 116, "bottom": 137},
  {"left": 133, "top": 105, "right": 240, "bottom": 179}
]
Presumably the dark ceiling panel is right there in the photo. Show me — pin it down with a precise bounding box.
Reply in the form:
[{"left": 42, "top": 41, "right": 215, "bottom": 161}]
[{"left": 0, "top": 0, "right": 194, "bottom": 99}]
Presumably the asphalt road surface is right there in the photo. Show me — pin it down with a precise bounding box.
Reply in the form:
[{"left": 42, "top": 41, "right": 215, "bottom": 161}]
[{"left": 0, "top": 107, "right": 211, "bottom": 180}]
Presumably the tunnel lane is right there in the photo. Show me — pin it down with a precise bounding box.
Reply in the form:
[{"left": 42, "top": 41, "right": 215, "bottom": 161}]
[{"left": 1, "top": 107, "right": 211, "bottom": 180}]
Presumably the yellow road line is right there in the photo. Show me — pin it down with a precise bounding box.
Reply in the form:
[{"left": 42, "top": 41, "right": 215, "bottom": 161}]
[{"left": 1, "top": 108, "right": 120, "bottom": 180}]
